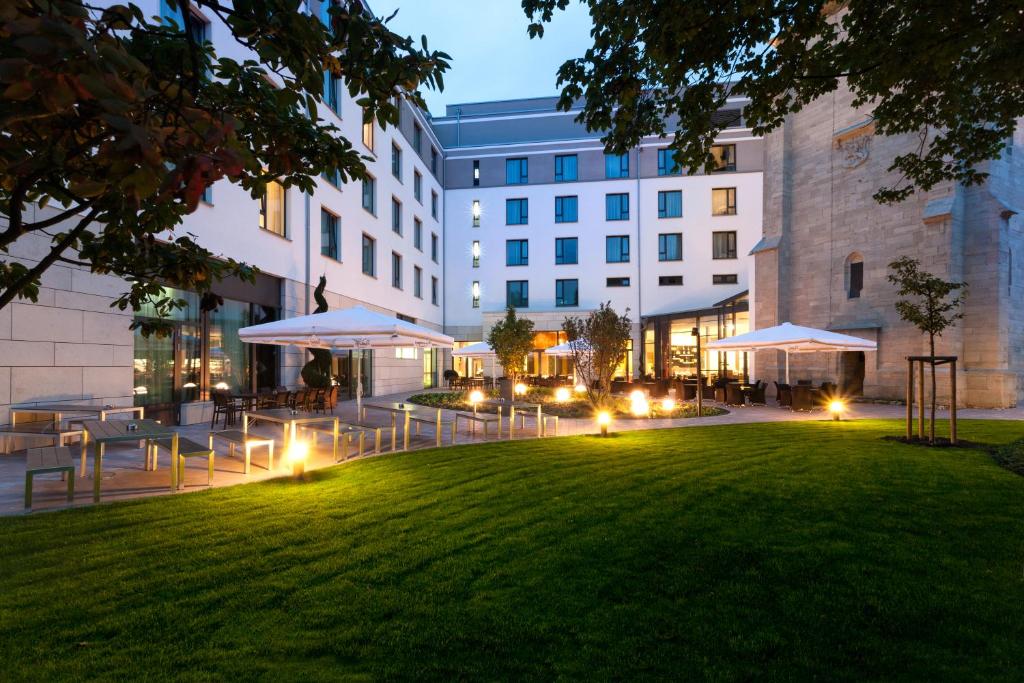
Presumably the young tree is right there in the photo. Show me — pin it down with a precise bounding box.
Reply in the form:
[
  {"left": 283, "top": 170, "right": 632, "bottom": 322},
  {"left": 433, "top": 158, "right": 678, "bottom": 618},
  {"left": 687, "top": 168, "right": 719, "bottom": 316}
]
[
  {"left": 486, "top": 307, "right": 535, "bottom": 386},
  {"left": 0, "top": 0, "right": 448, "bottom": 335},
  {"left": 563, "top": 302, "right": 631, "bottom": 409},
  {"left": 523, "top": 0, "right": 1022, "bottom": 203},
  {"left": 887, "top": 256, "right": 967, "bottom": 443}
]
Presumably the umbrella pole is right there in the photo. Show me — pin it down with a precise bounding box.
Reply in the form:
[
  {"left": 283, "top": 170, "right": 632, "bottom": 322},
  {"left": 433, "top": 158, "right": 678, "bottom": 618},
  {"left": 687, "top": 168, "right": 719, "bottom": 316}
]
[
  {"left": 785, "top": 349, "right": 790, "bottom": 384},
  {"left": 356, "top": 354, "right": 363, "bottom": 419}
]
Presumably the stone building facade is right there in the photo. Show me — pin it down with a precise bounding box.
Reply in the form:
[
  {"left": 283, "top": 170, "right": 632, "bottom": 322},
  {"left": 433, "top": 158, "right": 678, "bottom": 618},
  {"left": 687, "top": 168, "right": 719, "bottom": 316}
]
[{"left": 753, "top": 84, "right": 1024, "bottom": 407}]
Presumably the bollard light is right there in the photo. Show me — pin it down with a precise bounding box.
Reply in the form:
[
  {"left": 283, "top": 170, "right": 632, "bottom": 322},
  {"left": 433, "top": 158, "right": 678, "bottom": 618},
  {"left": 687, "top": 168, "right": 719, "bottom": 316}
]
[
  {"left": 829, "top": 399, "right": 845, "bottom": 421},
  {"left": 288, "top": 440, "right": 309, "bottom": 477},
  {"left": 469, "top": 389, "right": 484, "bottom": 405},
  {"left": 597, "top": 411, "right": 611, "bottom": 437},
  {"left": 574, "top": 383, "right": 587, "bottom": 393},
  {"left": 555, "top": 387, "right": 570, "bottom": 402},
  {"left": 514, "top": 383, "right": 528, "bottom": 396},
  {"left": 661, "top": 397, "right": 676, "bottom": 412},
  {"left": 629, "top": 389, "right": 646, "bottom": 402},
  {"left": 630, "top": 397, "right": 650, "bottom": 417}
]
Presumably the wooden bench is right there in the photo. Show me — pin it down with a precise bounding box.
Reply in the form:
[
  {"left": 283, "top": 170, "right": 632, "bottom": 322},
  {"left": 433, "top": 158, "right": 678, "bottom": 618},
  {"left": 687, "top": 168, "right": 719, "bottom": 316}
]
[
  {"left": 210, "top": 429, "right": 275, "bottom": 474},
  {"left": 151, "top": 436, "right": 215, "bottom": 489},
  {"left": 24, "top": 446, "right": 75, "bottom": 508},
  {"left": 454, "top": 411, "right": 502, "bottom": 438},
  {"left": 515, "top": 411, "right": 559, "bottom": 437},
  {"left": 0, "top": 423, "right": 82, "bottom": 455},
  {"left": 410, "top": 415, "right": 457, "bottom": 448}
]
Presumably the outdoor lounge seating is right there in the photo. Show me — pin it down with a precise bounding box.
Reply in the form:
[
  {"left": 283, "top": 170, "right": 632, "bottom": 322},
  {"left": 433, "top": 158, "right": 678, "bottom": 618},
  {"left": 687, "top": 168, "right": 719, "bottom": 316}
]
[
  {"left": 24, "top": 446, "right": 75, "bottom": 508},
  {"left": 210, "top": 429, "right": 275, "bottom": 473}
]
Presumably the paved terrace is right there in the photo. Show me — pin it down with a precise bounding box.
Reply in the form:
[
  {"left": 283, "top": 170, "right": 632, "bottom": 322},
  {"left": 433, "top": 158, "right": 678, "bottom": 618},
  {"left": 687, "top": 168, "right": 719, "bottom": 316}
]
[{"left": 2, "top": 392, "right": 1022, "bottom": 516}]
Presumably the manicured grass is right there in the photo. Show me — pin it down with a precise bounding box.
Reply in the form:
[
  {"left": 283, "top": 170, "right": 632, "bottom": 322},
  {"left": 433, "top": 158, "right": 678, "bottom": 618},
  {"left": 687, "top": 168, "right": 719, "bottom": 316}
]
[{"left": 2, "top": 419, "right": 1024, "bottom": 680}]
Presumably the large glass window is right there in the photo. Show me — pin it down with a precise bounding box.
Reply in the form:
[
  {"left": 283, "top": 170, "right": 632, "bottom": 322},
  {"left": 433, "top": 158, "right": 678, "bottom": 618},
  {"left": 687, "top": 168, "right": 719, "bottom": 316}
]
[
  {"left": 556, "top": 279, "right": 578, "bottom": 307},
  {"left": 657, "top": 148, "right": 681, "bottom": 176},
  {"left": 259, "top": 181, "right": 286, "bottom": 236},
  {"left": 506, "top": 198, "right": 529, "bottom": 225},
  {"left": 712, "top": 187, "right": 737, "bottom": 216},
  {"left": 657, "top": 190, "right": 683, "bottom": 218},
  {"left": 712, "top": 231, "right": 737, "bottom": 259},
  {"left": 555, "top": 237, "right": 578, "bottom": 265},
  {"left": 711, "top": 144, "right": 736, "bottom": 172},
  {"left": 605, "top": 193, "right": 629, "bottom": 221},
  {"left": 605, "top": 152, "right": 629, "bottom": 178},
  {"left": 606, "top": 235, "right": 630, "bottom": 263},
  {"left": 331, "top": 350, "right": 373, "bottom": 401},
  {"left": 554, "top": 154, "right": 577, "bottom": 182},
  {"left": 658, "top": 233, "right": 682, "bottom": 261},
  {"left": 321, "top": 208, "right": 339, "bottom": 260},
  {"left": 506, "top": 157, "right": 528, "bottom": 184},
  {"left": 506, "top": 280, "right": 529, "bottom": 308},
  {"left": 208, "top": 299, "right": 250, "bottom": 393},
  {"left": 555, "top": 196, "right": 578, "bottom": 223},
  {"left": 506, "top": 239, "right": 529, "bottom": 266}
]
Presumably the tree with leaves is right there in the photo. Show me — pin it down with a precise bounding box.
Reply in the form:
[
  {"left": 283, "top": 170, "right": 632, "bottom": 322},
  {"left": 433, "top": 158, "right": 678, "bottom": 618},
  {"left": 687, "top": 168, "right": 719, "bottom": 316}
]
[
  {"left": 486, "top": 307, "right": 534, "bottom": 386},
  {"left": 0, "top": 0, "right": 448, "bottom": 335},
  {"left": 563, "top": 303, "right": 631, "bottom": 410},
  {"left": 299, "top": 275, "right": 333, "bottom": 388},
  {"left": 523, "top": 0, "right": 1023, "bottom": 204},
  {"left": 887, "top": 257, "right": 967, "bottom": 443}
]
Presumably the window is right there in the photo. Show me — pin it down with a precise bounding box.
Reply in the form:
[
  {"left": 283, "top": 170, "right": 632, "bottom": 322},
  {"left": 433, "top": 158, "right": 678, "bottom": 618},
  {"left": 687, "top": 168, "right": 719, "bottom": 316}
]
[
  {"left": 391, "top": 252, "right": 402, "bottom": 289},
  {"left": 712, "top": 187, "right": 737, "bottom": 216},
  {"left": 605, "top": 193, "right": 629, "bottom": 221},
  {"left": 472, "top": 160, "right": 480, "bottom": 186},
  {"left": 321, "top": 168, "right": 340, "bottom": 188},
  {"left": 413, "top": 170, "right": 422, "bottom": 202},
  {"left": 472, "top": 240, "right": 480, "bottom": 268},
  {"left": 361, "top": 110, "right": 374, "bottom": 150},
  {"left": 605, "top": 152, "right": 629, "bottom": 178},
  {"left": 506, "top": 280, "right": 529, "bottom": 308},
  {"left": 471, "top": 200, "right": 481, "bottom": 228},
  {"left": 431, "top": 191, "right": 438, "bottom": 219},
  {"left": 555, "top": 237, "right": 578, "bottom": 265},
  {"left": 847, "top": 254, "right": 864, "bottom": 299},
  {"left": 555, "top": 196, "right": 578, "bottom": 223},
  {"left": 658, "top": 233, "right": 682, "bottom": 261},
  {"left": 657, "top": 148, "right": 681, "bottom": 176},
  {"left": 606, "top": 277, "right": 630, "bottom": 287},
  {"left": 391, "top": 143, "right": 402, "bottom": 181},
  {"left": 713, "top": 274, "right": 739, "bottom": 285},
  {"left": 554, "top": 154, "right": 578, "bottom": 182},
  {"left": 391, "top": 197, "right": 402, "bottom": 235},
  {"left": 201, "top": 185, "right": 213, "bottom": 204},
  {"left": 361, "top": 234, "right": 376, "bottom": 276},
  {"left": 414, "top": 266, "right": 422, "bottom": 298},
  {"left": 506, "top": 198, "right": 529, "bottom": 225},
  {"left": 471, "top": 281, "right": 480, "bottom": 308},
  {"left": 506, "top": 157, "right": 528, "bottom": 184},
  {"left": 657, "top": 190, "right": 683, "bottom": 219},
  {"left": 711, "top": 144, "right": 736, "bottom": 172},
  {"left": 414, "top": 217, "right": 422, "bottom": 250},
  {"left": 432, "top": 276, "right": 439, "bottom": 305},
  {"left": 324, "top": 72, "right": 341, "bottom": 115},
  {"left": 606, "top": 235, "right": 630, "bottom": 263},
  {"left": 556, "top": 279, "right": 579, "bottom": 307},
  {"left": 506, "top": 239, "right": 529, "bottom": 266},
  {"left": 712, "top": 231, "right": 737, "bottom": 259},
  {"left": 395, "top": 346, "right": 417, "bottom": 360},
  {"left": 259, "top": 181, "right": 286, "bottom": 236},
  {"left": 320, "top": 208, "right": 339, "bottom": 260},
  {"left": 361, "top": 175, "right": 376, "bottom": 215},
  {"left": 413, "top": 122, "right": 423, "bottom": 154},
  {"left": 431, "top": 233, "right": 438, "bottom": 263},
  {"left": 659, "top": 275, "right": 683, "bottom": 286},
  {"left": 431, "top": 147, "right": 438, "bottom": 175}
]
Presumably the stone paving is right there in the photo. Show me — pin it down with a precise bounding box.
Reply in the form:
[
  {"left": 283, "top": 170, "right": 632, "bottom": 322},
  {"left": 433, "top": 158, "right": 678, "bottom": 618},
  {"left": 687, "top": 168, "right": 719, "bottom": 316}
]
[{"left": 2, "top": 392, "right": 1021, "bottom": 516}]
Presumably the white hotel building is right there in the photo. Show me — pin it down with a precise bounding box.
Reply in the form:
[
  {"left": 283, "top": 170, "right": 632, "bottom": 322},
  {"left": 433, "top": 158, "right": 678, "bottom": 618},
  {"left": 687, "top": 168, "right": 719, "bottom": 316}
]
[{"left": 0, "top": 2, "right": 762, "bottom": 428}]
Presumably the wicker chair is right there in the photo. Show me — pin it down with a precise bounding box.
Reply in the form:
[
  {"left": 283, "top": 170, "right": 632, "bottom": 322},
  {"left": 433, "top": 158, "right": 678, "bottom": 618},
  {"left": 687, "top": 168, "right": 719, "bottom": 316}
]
[
  {"left": 725, "top": 383, "right": 745, "bottom": 405},
  {"left": 774, "top": 381, "right": 792, "bottom": 407},
  {"left": 747, "top": 381, "right": 767, "bottom": 405}
]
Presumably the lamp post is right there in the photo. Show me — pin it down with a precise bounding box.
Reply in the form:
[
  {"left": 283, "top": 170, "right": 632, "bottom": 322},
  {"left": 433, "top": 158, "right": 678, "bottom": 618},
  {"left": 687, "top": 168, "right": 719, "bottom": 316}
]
[{"left": 692, "top": 326, "right": 702, "bottom": 417}]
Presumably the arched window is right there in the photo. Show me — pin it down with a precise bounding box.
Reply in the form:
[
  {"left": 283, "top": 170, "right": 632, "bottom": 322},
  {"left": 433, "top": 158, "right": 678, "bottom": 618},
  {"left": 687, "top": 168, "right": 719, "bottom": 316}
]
[{"left": 845, "top": 253, "right": 864, "bottom": 299}]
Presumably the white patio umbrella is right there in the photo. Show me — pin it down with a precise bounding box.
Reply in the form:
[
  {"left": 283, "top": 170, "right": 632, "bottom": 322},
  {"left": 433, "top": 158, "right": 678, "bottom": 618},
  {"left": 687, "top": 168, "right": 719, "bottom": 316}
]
[
  {"left": 543, "top": 340, "right": 591, "bottom": 357},
  {"left": 238, "top": 305, "right": 454, "bottom": 415},
  {"left": 452, "top": 341, "right": 498, "bottom": 389},
  {"left": 705, "top": 322, "right": 876, "bottom": 383}
]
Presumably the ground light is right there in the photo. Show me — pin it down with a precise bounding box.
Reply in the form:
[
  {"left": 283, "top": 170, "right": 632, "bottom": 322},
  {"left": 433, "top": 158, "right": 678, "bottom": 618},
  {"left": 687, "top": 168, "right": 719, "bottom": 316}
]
[
  {"left": 596, "top": 411, "right": 611, "bottom": 437},
  {"left": 288, "top": 440, "right": 309, "bottom": 478},
  {"left": 829, "top": 399, "right": 845, "bottom": 421},
  {"left": 469, "top": 389, "right": 484, "bottom": 406},
  {"left": 574, "top": 383, "right": 587, "bottom": 393},
  {"left": 555, "top": 387, "right": 570, "bottom": 402},
  {"left": 661, "top": 397, "right": 676, "bottom": 412},
  {"left": 514, "top": 383, "right": 528, "bottom": 396}
]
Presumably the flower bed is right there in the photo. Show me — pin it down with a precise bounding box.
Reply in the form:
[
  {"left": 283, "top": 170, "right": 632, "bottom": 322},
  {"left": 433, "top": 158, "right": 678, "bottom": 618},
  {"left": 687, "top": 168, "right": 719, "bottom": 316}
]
[{"left": 406, "top": 390, "right": 727, "bottom": 419}]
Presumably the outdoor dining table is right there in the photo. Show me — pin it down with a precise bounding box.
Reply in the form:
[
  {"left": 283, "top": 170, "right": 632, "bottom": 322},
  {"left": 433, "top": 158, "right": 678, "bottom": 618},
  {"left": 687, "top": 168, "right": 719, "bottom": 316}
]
[
  {"left": 243, "top": 408, "right": 339, "bottom": 462},
  {"left": 477, "top": 398, "right": 543, "bottom": 438},
  {"left": 361, "top": 402, "right": 443, "bottom": 451},
  {"left": 12, "top": 403, "right": 144, "bottom": 430},
  {"left": 80, "top": 419, "right": 176, "bottom": 503}
]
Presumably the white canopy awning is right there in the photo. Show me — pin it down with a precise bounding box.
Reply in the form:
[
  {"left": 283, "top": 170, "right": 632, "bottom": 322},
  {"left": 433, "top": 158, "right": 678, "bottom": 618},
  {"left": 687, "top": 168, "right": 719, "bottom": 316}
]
[
  {"left": 238, "top": 305, "right": 453, "bottom": 349},
  {"left": 452, "top": 341, "right": 495, "bottom": 358},
  {"left": 705, "top": 322, "right": 876, "bottom": 383},
  {"left": 543, "top": 340, "right": 591, "bottom": 357}
]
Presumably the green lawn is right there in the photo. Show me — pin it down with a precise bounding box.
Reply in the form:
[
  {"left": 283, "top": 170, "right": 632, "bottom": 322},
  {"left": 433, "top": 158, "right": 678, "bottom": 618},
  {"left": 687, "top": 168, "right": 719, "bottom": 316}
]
[{"left": 2, "top": 419, "right": 1023, "bottom": 680}]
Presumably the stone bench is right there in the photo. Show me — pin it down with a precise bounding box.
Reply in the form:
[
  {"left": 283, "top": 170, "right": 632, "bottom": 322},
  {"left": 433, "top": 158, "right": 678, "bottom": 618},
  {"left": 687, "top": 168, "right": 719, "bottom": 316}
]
[{"left": 25, "top": 446, "right": 76, "bottom": 509}]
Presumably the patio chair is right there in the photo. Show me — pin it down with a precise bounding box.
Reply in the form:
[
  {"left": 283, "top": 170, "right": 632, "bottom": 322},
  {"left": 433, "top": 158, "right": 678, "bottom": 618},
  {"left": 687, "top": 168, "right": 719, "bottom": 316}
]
[
  {"left": 211, "top": 391, "right": 239, "bottom": 428},
  {"left": 725, "top": 383, "right": 745, "bottom": 406},
  {"left": 774, "top": 381, "right": 792, "bottom": 407},
  {"left": 747, "top": 382, "right": 767, "bottom": 405},
  {"left": 790, "top": 385, "right": 819, "bottom": 411}
]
